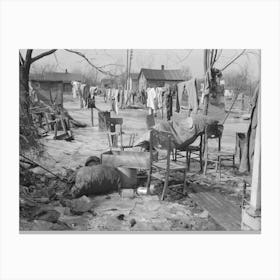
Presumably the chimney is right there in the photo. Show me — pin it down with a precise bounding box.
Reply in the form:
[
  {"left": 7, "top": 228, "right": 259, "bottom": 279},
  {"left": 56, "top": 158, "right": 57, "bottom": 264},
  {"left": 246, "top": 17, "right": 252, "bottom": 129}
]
[
  {"left": 161, "top": 65, "right": 164, "bottom": 70},
  {"left": 65, "top": 69, "right": 68, "bottom": 74}
]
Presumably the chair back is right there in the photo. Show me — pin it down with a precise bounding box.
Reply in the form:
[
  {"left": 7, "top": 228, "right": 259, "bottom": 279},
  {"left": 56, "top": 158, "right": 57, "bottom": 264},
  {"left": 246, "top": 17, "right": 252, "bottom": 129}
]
[
  {"left": 205, "top": 124, "right": 224, "bottom": 151},
  {"left": 107, "top": 118, "right": 124, "bottom": 149},
  {"left": 146, "top": 114, "right": 155, "bottom": 130},
  {"left": 149, "top": 129, "right": 174, "bottom": 164},
  {"left": 205, "top": 123, "right": 224, "bottom": 139}
]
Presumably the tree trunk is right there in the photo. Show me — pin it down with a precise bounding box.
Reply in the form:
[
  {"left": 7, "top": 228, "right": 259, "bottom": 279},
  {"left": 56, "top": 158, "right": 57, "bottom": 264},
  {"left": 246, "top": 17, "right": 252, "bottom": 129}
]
[{"left": 19, "top": 63, "right": 31, "bottom": 115}]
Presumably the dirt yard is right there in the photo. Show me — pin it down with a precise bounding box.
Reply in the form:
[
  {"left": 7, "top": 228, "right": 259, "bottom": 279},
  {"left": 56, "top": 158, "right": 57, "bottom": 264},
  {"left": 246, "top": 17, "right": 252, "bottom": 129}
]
[{"left": 20, "top": 94, "right": 251, "bottom": 232}]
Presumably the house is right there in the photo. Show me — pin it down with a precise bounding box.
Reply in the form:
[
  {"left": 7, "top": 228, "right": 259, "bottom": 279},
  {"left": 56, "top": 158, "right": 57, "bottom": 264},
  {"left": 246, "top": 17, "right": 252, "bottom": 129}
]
[
  {"left": 138, "top": 65, "right": 185, "bottom": 91},
  {"left": 128, "top": 73, "right": 139, "bottom": 92},
  {"left": 30, "top": 70, "right": 83, "bottom": 93},
  {"left": 29, "top": 70, "right": 82, "bottom": 106},
  {"left": 100, "top": 78, "right": 118, "bottom": 89}
]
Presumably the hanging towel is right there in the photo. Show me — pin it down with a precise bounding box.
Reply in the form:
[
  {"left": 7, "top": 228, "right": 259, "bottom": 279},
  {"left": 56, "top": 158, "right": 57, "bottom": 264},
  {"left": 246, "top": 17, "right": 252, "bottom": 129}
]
[
  {"left": 176, "top": 81, "right": 189, "bottom": 112},
  {"left": 166, "top": 89, "right": 173, "bottom": 121},
  {"left": 185, "top": 78, "right": 198, "bottom": 113},
  {"left": 156, "top": 87, "right": 164, "bottom": 109},
  {"left": 147, "top": 88, "right": 156, "bottom": 110}
]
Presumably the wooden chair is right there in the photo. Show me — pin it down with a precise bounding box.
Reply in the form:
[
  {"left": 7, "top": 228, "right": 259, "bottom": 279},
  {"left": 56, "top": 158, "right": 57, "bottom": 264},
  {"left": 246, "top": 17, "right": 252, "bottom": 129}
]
[
  {"left": 146, "top": 114, "right": 155, "bottom": 130},
  {"left": 174, "top": 133, "right": 204, "bottom": 171},
  {"left": 107, "top": 118, "right": 136, "bottom": 151},
  {"left": 203, "top": 124, "right": 235, "bottom": 180},
  {"left": 53, "top": 116, "right": 73, "bottom": 140},
  {"left": 146, "top": 129, "right": 188, "bottom": 200}
]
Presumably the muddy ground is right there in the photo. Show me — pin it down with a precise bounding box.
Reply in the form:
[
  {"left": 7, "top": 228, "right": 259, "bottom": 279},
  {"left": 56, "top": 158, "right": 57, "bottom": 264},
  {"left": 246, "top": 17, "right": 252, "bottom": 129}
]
[{"left": 20, "top": 94, "right": 251, "bottom": 231}]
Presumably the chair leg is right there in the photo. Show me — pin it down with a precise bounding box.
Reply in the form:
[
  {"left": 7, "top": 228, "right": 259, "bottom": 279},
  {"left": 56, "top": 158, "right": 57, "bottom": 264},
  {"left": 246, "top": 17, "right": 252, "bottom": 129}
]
[
  {"left": 187, "top": 151, "right": 191, "bottom": 171},
  {"left": 186, "top": 151, "right": 189, "bottom": 170},
  {"left": 218, "top": 156, "right": 222, "bottom": 180},
  {"left": 161, "top": 145, "right": 171, "bottom": 201},
  {"left": 215, "top": 161, "right": 218, "bottom": 172},
  {"left": 161, "top": 169, "right": 170, "bottom": 201},
  {"left": 53, "top": 119, "right": 58, "bottom": 139},
  {"left": 174, "top": 149, "right": 177, "bottom": 161},
  {"left": 199, "top": 149, "right": 203, "bottom": 171},
  {"left": 233, "top": 155, "right": 235, "bottom": 169},
  {"left": 203, "top": 157, "right": 208, "bottom": 175},
  {"left": 172, "top": 149, "right": 176, "bottom": 161},
  {"left": 146, "top": 167, "right": 152, "bottom": 195},
  {"left": 183, "top": 153, "right": 188, "bottom": 195}
]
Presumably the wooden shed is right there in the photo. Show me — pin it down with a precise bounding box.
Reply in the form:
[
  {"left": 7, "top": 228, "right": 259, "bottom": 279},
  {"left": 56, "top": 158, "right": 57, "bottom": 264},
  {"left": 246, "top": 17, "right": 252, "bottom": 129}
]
[{"left": 138, "top": 65, "right": 185, "bottom": 91}]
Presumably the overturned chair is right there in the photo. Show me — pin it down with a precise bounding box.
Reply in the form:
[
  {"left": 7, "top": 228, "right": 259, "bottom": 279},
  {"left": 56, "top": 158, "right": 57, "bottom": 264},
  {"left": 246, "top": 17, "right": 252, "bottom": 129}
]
[{"left": 146, "top": 129, "right": 189, "bottom": 201}]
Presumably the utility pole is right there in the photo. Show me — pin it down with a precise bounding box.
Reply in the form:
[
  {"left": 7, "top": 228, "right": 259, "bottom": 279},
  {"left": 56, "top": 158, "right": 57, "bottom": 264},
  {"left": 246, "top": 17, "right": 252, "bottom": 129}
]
[
  {"left": 202, "top": 49, "right": 210, "bottom": 115},
  {"left": 128, "top": 49, "right": 133, "bottom": 90},
  {"left": 126, "top": 49, "right": 129, "bottom": 91}
]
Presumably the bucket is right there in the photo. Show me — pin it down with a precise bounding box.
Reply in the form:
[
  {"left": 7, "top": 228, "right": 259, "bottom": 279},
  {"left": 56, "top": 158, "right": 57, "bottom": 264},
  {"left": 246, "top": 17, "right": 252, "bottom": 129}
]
[{"left": 117, "top": 167, "right": 137, "bottom": 189}]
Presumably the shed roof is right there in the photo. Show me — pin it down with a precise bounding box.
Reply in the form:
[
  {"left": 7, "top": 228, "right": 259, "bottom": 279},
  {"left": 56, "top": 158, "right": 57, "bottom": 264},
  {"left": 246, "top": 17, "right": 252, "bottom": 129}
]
[
  {"left": 139, "top": 68, "right": 184, "bottom": 81},
  {"left": 30, "top": 72, "right": 82, "bottom": 83}
]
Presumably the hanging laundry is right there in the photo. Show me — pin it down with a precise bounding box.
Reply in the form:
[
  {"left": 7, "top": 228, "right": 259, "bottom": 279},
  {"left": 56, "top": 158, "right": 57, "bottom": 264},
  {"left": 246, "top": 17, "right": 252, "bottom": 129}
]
[
  {"left": 166, "top": 87, "right": 173, "bottom": 121},
  {"left": 124, "top": 89, "right": 128, "bottom": 106},
  {"left": 176, "top": 81, "right": 188, "bottom": 112},
  {"left": 155, "top": 87, "right": 164, "bottom": 109},
  {"left": 146, "top": 88, "right": 157, "bottom": 110},
  {"left": 111, "top": 88, "right": 119, "bottom": 115},
  {"left": 185, "top": 78, "right": 199, "bottom": 114},
  {"left": 89, "top": 86, "right": 97, "bottom": 97},
  {"left": 71, "top": 81, "right": 81, "bottom": 99}
]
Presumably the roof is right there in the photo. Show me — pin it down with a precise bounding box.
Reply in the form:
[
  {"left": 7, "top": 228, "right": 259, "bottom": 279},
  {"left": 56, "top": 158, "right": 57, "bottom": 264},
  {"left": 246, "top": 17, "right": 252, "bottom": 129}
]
[
  {"left": 101, "top": 78, "right": 114, "bottom": 84},
  {"left": 30, "top": 72, "right": 82, "bottom": 83},
  {"left": 139, "top": 68, "right": 184, "bottom": 81},
  {"left": 130, "top": 73, "right": 139, "bottom": 81},
  {"left": 101, "top": 78, "right": 118, "bottom": 87}
]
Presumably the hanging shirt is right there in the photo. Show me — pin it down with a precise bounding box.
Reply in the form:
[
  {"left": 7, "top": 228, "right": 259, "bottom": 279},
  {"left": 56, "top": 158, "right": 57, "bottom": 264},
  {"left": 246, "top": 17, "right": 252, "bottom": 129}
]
[
  {"left": 166, "top": 88, "right": 173, "bottom": 121},
  {"left": 155, "top": 87, "right": 164, "bottom": 109},
  {"left": 113, "top": 89, "right": 119, "bottom": 114},
  {"left": 147, "top": 88, "right": 157, "bottom": 110},
  {"left": 89, "top": 86, "right": 97, "bottom": 97},
  {"left": 72, "top": 81, "right": 81, "bottom": 99},
  {"left": 176, "top": 81, "right": 188, "bottom": 112},
  {"left": 185, "top": 78, "right": 198, "bottom": 113}
]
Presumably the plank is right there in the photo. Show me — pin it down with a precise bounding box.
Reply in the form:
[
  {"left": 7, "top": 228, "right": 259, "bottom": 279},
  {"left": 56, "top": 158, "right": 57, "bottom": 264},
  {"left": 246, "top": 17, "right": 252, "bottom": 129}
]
[{"left": 188, "top": 186, "right": 242, "bottom": 231}]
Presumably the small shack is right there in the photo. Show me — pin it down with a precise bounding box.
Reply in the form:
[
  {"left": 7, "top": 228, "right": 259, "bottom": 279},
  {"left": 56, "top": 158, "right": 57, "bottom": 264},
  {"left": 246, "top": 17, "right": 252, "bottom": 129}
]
[
  {"left": 138, "top": 65, "right": 184, "bottom": 91},
  {"left": 30, "top": 70, "right": 82, "bottom": 106}
]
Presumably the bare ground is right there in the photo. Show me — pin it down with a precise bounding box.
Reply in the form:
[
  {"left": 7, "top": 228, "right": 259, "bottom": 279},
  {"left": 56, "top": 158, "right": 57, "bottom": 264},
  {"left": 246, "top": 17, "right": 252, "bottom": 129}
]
[{"left": 20, "top": 94, "right": 251, "bottom": 231}]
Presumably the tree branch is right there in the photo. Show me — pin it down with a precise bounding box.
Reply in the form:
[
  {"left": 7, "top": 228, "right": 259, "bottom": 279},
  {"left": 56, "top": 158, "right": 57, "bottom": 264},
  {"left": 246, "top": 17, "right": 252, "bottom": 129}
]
[
  {"left": 19, "top": 51, "right": 24, "bottom": 66},
  {"left": 31, "top": 49, "right": 57, "bottom": 63},
  {"left": 64, "top": 49, "right": 119, "bottom": 77},
  {"left": 220, "top": 49, "right": 246, "bottom": 71}
]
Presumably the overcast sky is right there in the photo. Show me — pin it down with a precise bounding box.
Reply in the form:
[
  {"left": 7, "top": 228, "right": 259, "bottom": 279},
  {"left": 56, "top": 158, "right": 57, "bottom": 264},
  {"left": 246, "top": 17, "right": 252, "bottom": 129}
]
[{"left": 23, "top": 49, "right": 260, "bottom": 80}]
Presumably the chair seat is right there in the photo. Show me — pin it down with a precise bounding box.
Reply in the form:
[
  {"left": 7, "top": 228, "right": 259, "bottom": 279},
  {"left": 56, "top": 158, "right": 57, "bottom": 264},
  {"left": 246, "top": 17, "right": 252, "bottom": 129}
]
[
  {"left": 186, "top": 145, "right": 200, "bottom": 151},
  {"left": 208, "top": 151, "right": 235, "bottom": 157},
  {"left": 153, "top": 160, "right": 186, "bottom": 170}
]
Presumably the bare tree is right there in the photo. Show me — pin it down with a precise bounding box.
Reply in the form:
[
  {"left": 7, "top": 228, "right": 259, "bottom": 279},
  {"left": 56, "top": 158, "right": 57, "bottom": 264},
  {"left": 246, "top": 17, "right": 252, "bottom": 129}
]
[
  {"left": 19, "top": 49, "right": 122, "bottom": 151},
  {"left": 31, "top": 63, "right": 57, "bottom": 76}
]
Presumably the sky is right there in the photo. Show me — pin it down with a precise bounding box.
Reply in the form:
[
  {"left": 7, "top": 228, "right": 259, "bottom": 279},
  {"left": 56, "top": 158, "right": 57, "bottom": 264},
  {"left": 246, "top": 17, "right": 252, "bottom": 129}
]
[{"left": 22, "top": 49, "right": 260, "bottom": 81}]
